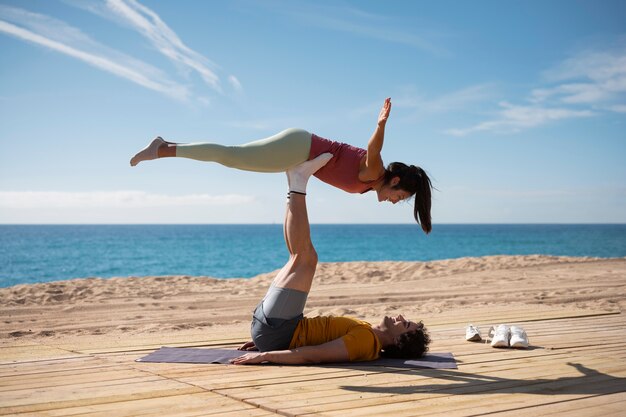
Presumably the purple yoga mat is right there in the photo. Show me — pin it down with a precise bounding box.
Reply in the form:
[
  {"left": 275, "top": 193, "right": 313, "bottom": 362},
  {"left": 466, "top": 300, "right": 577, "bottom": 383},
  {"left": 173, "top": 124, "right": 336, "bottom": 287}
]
[{"left": 136, "top": 347, "right": 457, "bottom": 369}]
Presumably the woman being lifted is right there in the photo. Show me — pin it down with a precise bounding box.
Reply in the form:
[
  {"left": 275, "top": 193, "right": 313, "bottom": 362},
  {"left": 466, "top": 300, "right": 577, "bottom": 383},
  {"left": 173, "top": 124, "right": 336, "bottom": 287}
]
[{"left": 130, "top": 98, "right": 433, "bottom": 233}]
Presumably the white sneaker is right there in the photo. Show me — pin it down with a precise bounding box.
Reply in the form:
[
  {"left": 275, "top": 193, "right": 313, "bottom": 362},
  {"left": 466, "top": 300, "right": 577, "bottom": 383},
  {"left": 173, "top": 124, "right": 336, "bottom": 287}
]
[
  {"left": 509, "top": 326, "right": 529, "bottom": 348},
  {"left": 490, "top": 324, "right": 511, "bottom": 348},
  {"left": 465, "top": 324, "right": 482, "bottom": 342}
]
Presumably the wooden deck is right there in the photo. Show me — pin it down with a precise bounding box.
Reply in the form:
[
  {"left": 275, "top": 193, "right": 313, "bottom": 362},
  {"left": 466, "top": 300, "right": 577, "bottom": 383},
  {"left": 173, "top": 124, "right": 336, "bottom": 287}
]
[{"left": 2, "top": 305, "right": 625, "bottom": 416}]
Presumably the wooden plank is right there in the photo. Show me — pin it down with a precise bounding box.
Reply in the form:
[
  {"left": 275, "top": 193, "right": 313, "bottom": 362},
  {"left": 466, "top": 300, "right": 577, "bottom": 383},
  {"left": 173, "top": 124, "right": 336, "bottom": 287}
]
[
  {"left": 179, "top": 367, "right": 358, "bottom": 391},
  {"left": 11, "top": 391, "right": 277, "bottom": 417},
  {"left": 0, "top": 368, "right": 166, "bottom": 391},
  {"left": 211, "top": 342, "right": 624, "bottom": 395},
  {"left": 0, "top": 344, "right": 83, "bottom": 364},
  {"left": 126, "top": 360, "right": 265, "bottom": 379},
  {"left": 0, "top": 370, "right": 204, "bottom": 413},
  {"left": 453, "top": 343, "right": 626, "bottom": 368},
  {"left": 0, "top": 386, "right": 204, "bottom": 415},
  {"left": 50, "top": 332, "right": 250, "bottom": 355},
  {"left": 308, "top": 364, "right": 626, "bottom": 417},
  {"left": 75, "top": 337, "right": 250, "bottom": 355},
  {"left": 493, "top": 392, "right": 626, "bottom": 417},
  {"left": 214, "top": 350, "right": 619, "bottom": 402},
  {"left": 262, "top": 360, "right": 620, "bottom": 409},
  {"left": 233, "top": 355, "right": 625, "bottom": 416},
  {"left": 306, "top": 372, "right": 626, "bottom": 417},
  {"left": 413, "top": 377, "right": 626, "bottom": 417},
  {"left": 0, "top": 356, "right": 109, "bottom": 378}
]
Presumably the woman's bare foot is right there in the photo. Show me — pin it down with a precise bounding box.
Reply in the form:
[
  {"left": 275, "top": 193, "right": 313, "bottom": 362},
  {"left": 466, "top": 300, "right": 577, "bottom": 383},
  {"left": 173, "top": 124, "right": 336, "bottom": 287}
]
[{"left": 130, "top": 137, "right": 166, "bottom": 166}]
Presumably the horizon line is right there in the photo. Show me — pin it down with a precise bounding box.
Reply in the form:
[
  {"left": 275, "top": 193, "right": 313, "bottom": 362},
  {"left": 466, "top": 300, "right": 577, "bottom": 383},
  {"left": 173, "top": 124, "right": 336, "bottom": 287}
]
[{"left": 1, "top": 223, "right": 625, "bottom": 226}]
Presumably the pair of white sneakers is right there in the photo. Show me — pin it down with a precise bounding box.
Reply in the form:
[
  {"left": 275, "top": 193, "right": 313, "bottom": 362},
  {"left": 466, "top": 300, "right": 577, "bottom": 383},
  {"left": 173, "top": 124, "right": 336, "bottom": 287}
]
[{"left": 465, "top": 324, "right": 529, "bottom": 348}]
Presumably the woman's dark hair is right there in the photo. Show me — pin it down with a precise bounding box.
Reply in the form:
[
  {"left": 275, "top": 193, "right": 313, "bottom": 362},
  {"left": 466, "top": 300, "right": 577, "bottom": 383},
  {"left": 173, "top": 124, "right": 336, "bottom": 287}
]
[
  {"left": 383, "top": 162, "right": 433, "bottom": 234},
  {"left": 380, "top": 321, "right": 430, "bottom": 359}
]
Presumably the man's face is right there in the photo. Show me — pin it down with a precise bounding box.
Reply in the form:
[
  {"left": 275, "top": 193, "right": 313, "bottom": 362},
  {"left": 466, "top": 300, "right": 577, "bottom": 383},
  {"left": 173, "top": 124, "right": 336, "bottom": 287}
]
[{"left": 380, "top": 314, "right": 421, "bottom": 339}]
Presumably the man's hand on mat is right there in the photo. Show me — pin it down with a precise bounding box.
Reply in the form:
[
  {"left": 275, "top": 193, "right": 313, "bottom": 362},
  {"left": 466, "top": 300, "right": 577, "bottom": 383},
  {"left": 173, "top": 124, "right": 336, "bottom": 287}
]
[
  {"left": 230, "top": 352, "right": 267, "bottom": 365},
  {"left": 237, "top": 341, "right": 258, "bottom": 351}
]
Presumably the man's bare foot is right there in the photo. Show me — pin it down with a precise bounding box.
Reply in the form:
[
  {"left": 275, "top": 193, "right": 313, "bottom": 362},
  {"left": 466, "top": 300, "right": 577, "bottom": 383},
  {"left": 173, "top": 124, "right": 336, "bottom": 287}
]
[
  {"left": 287, "top": 152, "right": 333, "bottom": 193},
  {"left": 130, "top": 137, "right": 166, "bottom": 166}
]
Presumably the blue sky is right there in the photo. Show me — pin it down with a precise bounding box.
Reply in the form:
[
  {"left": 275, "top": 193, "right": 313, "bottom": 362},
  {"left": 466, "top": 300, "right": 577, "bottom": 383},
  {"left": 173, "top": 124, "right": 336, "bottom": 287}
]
[{"left": 1, "top": 0, "right": 625, "bottom": 224}]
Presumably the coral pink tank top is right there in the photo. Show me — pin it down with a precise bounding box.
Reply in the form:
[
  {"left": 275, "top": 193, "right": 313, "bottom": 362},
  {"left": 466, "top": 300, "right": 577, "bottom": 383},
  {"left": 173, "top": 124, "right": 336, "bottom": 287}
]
[{"left": 308, "top": 134, "right": 382, "bottom": 194}]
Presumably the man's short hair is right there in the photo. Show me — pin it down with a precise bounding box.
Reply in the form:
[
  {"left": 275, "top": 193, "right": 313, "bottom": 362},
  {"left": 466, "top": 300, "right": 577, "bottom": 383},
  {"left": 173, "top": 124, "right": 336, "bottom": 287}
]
[{"left": 380, "top": 321, "right": 430, "bottom": 358}]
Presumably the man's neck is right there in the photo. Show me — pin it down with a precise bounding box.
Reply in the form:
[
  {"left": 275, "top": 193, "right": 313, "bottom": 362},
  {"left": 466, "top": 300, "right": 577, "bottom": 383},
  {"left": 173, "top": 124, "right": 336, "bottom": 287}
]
[{"left": 371, "top": 326, "right": 394, "bottom": 348}]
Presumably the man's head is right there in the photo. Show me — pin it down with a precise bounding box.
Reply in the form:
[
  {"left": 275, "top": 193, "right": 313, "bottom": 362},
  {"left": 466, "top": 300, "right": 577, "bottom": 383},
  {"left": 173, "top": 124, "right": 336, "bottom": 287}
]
[{"left": 377, "top": 315, "right": 430, "bottom": 358}]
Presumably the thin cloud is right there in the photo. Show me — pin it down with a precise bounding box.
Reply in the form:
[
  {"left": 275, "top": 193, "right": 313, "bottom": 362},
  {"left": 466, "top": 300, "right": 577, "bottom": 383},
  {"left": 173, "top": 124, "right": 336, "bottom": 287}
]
[
  {"left": 419, "top": 84, "right": 496, "bottom": 113},
  {"left": 222, "top": 117, "right": 305, "bottom": 132},
  {"left": 445, "top": 101, "right": 594, "bottom": 136},
  {"left": 104, "top": 0, "right": 223, "bottom": 92},
  {"left": 544, "top": 48, "right": 626, "bottom": 84},
  {"left": 0, "top": 5, "right": 189, "bottom": 100},
  {"left": 446, "top": 43, "right": 625, "bottom": 136},
  {"left": 346, "top": 84, "right": 495, "bottom": 124},
  {"left": 0, "top": 191, "right": 254, "bottom": 209},
  {"left": 399, "top": 84, "right": 496, "bottom": 117},
  {"left": 228, "top": 75, "right": 243, "bottom": 93},
  {"left": 69, "top": 0, "right": 239, "bottom": 94},
  {"left": 265, "top": 1, "right": 447, "bottom": 56},
  {"left": 534, "top": 46, "right": 626, "bottom": 107},
  {"left": 197, "top": 96, "right": 211, "bottom": 106},
  {"left": 223, "top": 120, "right": 273, "bottom": 131},
  {"left": 607, "top": 104, "right": 626, "bottom": 113}
]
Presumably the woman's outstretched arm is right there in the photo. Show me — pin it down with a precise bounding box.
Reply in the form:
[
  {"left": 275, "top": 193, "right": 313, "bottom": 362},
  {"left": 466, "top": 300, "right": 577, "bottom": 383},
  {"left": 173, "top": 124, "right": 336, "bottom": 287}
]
[{"left": 360, "top": 97, "right": 391, "bottom": 181}]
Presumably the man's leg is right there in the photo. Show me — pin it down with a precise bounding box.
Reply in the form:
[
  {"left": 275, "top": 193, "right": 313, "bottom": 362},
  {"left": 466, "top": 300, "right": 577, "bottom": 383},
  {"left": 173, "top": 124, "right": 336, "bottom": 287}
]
[
  {"left": 271, "top": 193, "right": 317, "bottom": 293},
  {"left": 270, "top": 152, "right": 333, "bottom": 293},
  {"left": 250, "top": 153, "right": 332, "bottom": 351}
]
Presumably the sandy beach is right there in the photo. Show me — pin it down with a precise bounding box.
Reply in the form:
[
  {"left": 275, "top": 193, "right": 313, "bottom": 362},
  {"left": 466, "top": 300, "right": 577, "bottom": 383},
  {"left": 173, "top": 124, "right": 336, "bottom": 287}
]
[{"left": 2, "top": 255, "right": 625, "bottom": 348}]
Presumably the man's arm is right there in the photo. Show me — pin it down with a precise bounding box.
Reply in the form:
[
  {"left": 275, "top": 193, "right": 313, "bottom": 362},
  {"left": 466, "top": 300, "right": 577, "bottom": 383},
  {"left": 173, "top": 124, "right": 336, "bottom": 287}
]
[
  {"left": 230, "top": 337, "right": 350, "bottom": 365},
  {"left": 360, "top": 98, "right": 391, "bottom": 181}
]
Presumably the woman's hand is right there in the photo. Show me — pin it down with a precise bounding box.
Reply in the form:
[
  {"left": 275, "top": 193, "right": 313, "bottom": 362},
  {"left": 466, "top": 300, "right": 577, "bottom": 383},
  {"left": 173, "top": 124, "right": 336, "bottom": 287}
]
[
  {"left": 237, "top": 341, "right": 258, "bottom": 351},
  {"left": 230, "top": 352, "right": 267, "bottom": 365},
  {"left": 378, "top": 97, "right": 392, "bottom": 126}
]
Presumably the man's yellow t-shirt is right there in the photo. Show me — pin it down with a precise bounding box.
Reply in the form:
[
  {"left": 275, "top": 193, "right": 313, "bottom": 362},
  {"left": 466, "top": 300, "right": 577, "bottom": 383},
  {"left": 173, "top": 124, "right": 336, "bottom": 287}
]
[{"left": 288, "top": 316, "right": 381, "bottom": 362}]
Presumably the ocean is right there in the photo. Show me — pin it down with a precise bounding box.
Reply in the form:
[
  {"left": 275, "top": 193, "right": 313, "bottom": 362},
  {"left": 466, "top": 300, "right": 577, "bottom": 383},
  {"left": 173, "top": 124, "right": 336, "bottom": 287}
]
[{"left": 1, "top": 224, "right": 625, "bottom": 288}]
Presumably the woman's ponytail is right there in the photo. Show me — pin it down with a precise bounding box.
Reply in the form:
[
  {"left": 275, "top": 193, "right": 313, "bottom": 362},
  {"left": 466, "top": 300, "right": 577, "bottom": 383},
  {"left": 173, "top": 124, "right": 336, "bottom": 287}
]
[
  {"left": 411, "top": 166, "right": 432, "bottom": 234},
  {"left": 385, "top": 162, "right": 433, "bottom": 234}
]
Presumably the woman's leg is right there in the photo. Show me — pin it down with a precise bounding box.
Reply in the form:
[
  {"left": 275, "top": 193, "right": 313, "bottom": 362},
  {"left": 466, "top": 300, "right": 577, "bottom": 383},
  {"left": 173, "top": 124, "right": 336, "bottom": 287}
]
[
  {"left": 130, "top": 128, "right": 312, "bottom": 172},
  {"left": 129, "top": 137, "right": 169, "bottom": 166}
]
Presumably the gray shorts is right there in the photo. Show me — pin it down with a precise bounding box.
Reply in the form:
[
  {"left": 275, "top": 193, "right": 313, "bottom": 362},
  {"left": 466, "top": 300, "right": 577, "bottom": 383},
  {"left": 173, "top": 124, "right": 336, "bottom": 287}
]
[{"left": 251, "top": 285, "right": 308, "bottom": 352}]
